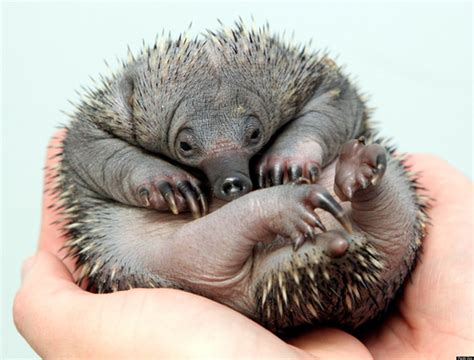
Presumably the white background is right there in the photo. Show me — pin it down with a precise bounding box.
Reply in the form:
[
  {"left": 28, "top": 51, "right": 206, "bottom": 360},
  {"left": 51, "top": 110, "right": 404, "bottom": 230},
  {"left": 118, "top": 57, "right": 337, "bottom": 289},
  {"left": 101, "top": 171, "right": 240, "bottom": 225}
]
[{"left": 1, "top": 1, "right": 472, "bottom": 357}]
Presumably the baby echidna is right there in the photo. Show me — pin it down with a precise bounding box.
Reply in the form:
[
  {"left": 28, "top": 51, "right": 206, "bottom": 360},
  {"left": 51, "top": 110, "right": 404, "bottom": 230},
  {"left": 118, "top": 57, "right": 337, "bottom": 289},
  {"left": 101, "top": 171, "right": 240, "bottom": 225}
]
[{"left": 47, "top": 20, "right": 429, "bottom": 333}]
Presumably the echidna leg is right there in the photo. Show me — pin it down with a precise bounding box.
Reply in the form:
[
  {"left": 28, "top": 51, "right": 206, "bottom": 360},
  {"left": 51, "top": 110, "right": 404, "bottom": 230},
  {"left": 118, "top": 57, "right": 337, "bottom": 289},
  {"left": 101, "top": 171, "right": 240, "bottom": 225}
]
[
  {"left": 334, "top": 138, "right": 422, "bottom": 279},
  {"left": 256, "top": 63, "right": 368, "bottom": 188},
  {"left": 334, "top": 137, "right": 387, "bottom": 202},
  {"left": 63, "top": 123, "right": 207, "bottom": 217}
]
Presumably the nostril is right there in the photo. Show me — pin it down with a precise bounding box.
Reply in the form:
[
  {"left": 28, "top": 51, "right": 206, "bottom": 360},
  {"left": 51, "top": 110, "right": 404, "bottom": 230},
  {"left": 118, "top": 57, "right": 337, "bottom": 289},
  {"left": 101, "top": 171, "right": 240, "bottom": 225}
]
[{"left": 222, "top": 177, "right": 244, "bottom": 196}]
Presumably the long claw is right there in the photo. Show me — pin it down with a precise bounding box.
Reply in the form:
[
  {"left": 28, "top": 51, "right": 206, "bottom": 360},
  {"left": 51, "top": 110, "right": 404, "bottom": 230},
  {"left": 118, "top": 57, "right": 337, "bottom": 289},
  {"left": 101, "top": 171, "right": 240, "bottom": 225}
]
[
  {"left": 257, "top": 165, "right": 265, "bottom": 189},
  {"left": 308, "top": 165, "right": 319, "bottom": 183},
  {"left": 337, "top": 213, "right": 353, "bottom": 234},
  {"left": 371, "top": 154, "right": 387, "bottom": 186},
  {"left": 289, "top": 164, "right": 303, "bottom": 182},
  {"left": 264, "top": 172, "right": 271, "bottom": 188},
  {"left": 192, "top": 182, "right": 208, "bottom": 216},
  {"left": 313, "top": 188, "right": 353, "bottom": 234},
  {"left": 312, "top": 211, "right": 327, "bottom": 232},
  {"left": 157, "top": 182, "right": 179, "bottom": 215},
  {"left": 293, "top": 235, "right": 305, "bottom": 251},
  {"left": 138, "top": 187, "right": 151, "bottom": 207},
  {"left": 356, "top": 173, "right": 369, "bottom": 189},
  {"left": 270, "top": 165, "right": 284, "bottom": 186},
  {"left": 177, "top": 181, "right": 201, "bottom": 219}
]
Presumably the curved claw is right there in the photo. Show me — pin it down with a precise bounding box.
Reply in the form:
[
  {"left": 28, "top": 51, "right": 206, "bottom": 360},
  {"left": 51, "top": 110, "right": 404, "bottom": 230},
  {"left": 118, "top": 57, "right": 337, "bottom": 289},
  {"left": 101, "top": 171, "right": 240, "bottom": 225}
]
[
  {"left": 312, "top": 188, "right": 353, "bottom": 234},
  {"left": 177, "top": 181, "right": 201, "bottom": 219},
  {"left": 293, "top": 234, "right": 305, "bottom": 251},
  {"left": 336, "top": 213, "right": 353, "bottom": 234},
  {"left": 157, "top": 182, "right": 179, "bottom": 215},
  {"left": 192, "top": 182, "right": 208, "bottom": 216},
  {"left": 289, "top": 164, "right": 303, "bottom": 182},
  {"left": 312, "top": 211, "right": 327, "bottom": 232},
  {"left": 257, "top": 165, "right": 266, "bottom": 189},
  {"left": 270, "top": 165, "right": 284, "bottom": 186},
  {"left": 138, "top": 187, "right": 151, "bottom": 207},
  {"left": 371, "top": 153, "right": 387, "bottom": 186},
  {"left": 308, "top": 165, "right": 320, "bottom": 183}
]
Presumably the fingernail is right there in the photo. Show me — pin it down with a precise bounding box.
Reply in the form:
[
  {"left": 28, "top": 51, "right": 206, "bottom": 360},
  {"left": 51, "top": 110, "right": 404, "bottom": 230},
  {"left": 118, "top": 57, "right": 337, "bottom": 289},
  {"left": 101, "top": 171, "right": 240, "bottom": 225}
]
[{"left": 21, "top": 255, "right": 36, "bottom": 283}]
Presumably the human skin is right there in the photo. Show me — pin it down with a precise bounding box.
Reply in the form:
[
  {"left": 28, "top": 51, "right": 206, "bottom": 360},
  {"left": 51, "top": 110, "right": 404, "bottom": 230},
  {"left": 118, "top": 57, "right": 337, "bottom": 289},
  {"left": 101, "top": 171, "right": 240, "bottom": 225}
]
[{"left": 13, "top": 132, "right": 473, "bottom": 358}]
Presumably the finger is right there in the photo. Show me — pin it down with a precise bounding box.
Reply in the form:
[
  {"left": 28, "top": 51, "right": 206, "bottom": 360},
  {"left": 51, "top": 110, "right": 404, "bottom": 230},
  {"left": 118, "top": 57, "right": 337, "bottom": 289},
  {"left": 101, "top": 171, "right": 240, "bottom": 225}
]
[
  {"left": 157, "top": 182, "right": 179, "bottom": 215},
  {"left": 21, "top": 256, "right": 37, "bottom": 283},
  {"left": 20, "top": 251, "right": 77, "bottom": 289},
  {"left": 177, "top": 181, "right": 201, "bottom": 219},
  {"left": 288, "top": 327, "right": 373, "bottom": 360},
  {"left": 310, "top": 187, "right": 353, "bottom": 233},
  {"left": 14, "top": 251, "right": 79, "bottom": 354},
  {"left": 40, "top": 130, "right": 68, "bottom": 253},
  {"left": 39, "top": 130, "right": 80, "bottom": 276}
]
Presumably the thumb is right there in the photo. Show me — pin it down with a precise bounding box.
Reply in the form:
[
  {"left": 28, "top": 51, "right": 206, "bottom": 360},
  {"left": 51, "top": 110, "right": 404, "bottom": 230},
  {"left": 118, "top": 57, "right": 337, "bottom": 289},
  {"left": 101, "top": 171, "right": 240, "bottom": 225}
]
[
  {"left": 20, "top": 250, "right": 76, "bottom": 288},
  {"left": 14, "top": 251, "right": 83, "bottom": 357}
]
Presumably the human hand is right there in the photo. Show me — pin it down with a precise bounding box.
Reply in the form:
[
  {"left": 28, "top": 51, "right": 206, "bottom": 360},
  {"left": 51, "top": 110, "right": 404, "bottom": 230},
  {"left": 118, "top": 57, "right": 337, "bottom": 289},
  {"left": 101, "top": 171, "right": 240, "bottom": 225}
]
[
  {"left": 13, "top": 131, "right": 473, "bottom": 358},
  {"left": 358, "top": 153, "right": 474, "bottom": 358}
]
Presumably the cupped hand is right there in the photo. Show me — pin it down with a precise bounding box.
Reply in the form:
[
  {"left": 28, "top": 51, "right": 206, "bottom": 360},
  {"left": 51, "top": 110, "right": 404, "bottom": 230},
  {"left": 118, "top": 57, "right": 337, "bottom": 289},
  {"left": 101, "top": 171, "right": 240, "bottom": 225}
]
[{"left": 13, "top": 132, "right": 473, "bottom": 358}]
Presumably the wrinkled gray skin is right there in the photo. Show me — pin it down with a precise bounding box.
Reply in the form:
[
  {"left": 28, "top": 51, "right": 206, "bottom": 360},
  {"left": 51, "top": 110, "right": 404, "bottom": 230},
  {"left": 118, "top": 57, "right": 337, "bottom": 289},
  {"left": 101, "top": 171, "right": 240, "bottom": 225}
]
[{"left": 59, "top": 24, "right": 424, "bottom": 332}]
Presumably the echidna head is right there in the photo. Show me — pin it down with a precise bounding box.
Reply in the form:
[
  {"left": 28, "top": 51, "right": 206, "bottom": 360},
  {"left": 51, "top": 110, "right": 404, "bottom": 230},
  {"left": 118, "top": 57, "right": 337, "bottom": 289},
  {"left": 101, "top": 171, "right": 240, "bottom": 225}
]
[{"left": 168, "top": 83, "right": 270, "bottom": 201}]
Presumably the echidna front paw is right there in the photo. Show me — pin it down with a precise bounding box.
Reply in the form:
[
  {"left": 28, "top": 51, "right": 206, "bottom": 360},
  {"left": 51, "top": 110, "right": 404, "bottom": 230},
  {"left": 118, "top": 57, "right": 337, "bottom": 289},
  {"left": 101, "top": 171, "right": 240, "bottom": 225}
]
[
  {"left": 334, "top": 137, "right": 387, "bottom": 201},
  {"left": 256, "top": 155, "right": 321, "bottom": 188},
  {"left": 137, "top": 174, "right": 208, "bottom": 219}
]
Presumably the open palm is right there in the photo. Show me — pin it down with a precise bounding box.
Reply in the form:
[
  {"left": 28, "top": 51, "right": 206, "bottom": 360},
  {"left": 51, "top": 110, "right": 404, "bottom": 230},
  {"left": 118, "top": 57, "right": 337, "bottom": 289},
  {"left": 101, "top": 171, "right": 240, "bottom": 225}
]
[{"left": 14, "top": 133, "right": 473, "bottom": 358}]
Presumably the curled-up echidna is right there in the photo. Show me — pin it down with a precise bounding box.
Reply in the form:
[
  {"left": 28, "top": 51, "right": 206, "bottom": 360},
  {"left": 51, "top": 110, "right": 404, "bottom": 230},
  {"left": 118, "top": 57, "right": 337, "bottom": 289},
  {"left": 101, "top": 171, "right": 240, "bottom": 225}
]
[{"left": 47, "top": 20, "right": 430, "bottom": 332}]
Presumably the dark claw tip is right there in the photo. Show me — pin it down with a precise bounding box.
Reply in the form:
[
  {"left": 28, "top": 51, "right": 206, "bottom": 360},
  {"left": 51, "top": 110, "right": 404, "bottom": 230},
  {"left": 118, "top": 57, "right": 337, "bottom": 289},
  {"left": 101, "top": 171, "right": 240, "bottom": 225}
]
[
  {"left": 138, "top": 187, "right": 150, "bottom": 197},
  {"left": 177, "top": 181, "right": 201, "bottom": 219},
  {"left": 158, "top": 182, "right": 179, "bottom": 215},
  {"left": 313, "top": 215, "right": 327, "bottom": 232},
  {"left": 375, "top": 154, "right": 387, "bottom": 171},
  {"left": 338, "top": 213, "right": 353, "bottom": 234},
  {"left": 289, "top": 164, "right": 303, "bottom": 182},
  {"left": 309, "top": 165, "right": 320, "bottom": 183},
  {"left": 293, "top": 236, "right": 305, "bottom": 251}
]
